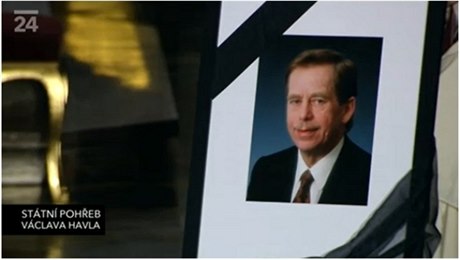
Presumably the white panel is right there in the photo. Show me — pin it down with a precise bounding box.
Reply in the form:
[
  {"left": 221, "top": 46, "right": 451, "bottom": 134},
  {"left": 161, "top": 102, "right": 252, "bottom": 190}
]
[
  {"left": 199, "top": 2, "right": 429, "bottom": 257},
  {"left": 199, "top": 59, "right": 259, "bottom": 256},
  {"left": 218, "top": 1, "right": 265, "bottom": 46}
]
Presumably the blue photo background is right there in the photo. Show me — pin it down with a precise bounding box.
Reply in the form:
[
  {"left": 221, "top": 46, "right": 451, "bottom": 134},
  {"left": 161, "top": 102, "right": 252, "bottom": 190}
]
[{"left": 248, "top": 36, "right": 382, "bottom": 181}]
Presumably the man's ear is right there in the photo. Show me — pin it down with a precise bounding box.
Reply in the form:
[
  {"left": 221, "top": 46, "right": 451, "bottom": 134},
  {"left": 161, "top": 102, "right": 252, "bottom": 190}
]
[{"left": 341, "top": 97, "right": 356, "bottom": 124}]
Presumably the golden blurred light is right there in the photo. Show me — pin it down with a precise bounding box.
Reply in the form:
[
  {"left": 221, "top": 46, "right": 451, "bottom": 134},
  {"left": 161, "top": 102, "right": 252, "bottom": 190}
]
[
  {"left": 62, "top": 2, "right": 150, "bottom": 90},
  {"left": 2, "top": 62, "right": 69, "bottom": 204}
]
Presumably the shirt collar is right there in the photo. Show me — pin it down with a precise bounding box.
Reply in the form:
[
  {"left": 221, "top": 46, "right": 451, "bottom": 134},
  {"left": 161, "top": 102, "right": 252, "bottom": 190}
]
[{"left": 296, "top": 137, "right": 344, "bottom": 190}]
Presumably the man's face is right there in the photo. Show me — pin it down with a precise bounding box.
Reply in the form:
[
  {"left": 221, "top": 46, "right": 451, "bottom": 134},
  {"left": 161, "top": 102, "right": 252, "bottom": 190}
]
[{"left": 286, "top": 64, "right": 355, "bottom": 158}]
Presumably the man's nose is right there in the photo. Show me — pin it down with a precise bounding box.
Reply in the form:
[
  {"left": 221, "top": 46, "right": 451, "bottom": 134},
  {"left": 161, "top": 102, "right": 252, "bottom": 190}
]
[{"left": 299, "top": 101, "right": 313, "bottom": 120}]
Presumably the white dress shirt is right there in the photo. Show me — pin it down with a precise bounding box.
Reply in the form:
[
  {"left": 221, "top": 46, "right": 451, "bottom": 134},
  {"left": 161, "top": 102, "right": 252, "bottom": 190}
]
[{"left": 290, "top": 138, "right": 344, "bottom": 203}]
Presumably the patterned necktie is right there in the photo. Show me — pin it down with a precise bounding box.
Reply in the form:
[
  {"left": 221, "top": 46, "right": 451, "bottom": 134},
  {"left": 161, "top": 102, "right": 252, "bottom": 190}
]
[{"left": 293, "top": 170, "right": 314, "bottom": 203}]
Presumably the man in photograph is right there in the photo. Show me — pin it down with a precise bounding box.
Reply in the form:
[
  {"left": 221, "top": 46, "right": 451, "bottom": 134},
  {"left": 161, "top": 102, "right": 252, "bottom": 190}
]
[{"left": 247, "top": 49, "right": 371, "bottom": 205}]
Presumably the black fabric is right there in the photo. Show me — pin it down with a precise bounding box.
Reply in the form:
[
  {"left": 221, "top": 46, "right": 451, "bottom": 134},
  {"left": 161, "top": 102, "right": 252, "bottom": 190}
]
[
  {"left": 247, "top": 137, "right": 371, "bottom": 206},
  {"left": 406, "top": 2, "right": 445, "bottom": 256},
  {"left": 325, "top": 173, "right": 411, "bottom": 257},
  {"left": 379, "top": 242, "right": 405, "bottom": 258},
  {"left": 212, "top": 1, "right": 315, "bottom": 98},
  {"left": 323, "top": 155, "right": 440, "bottom": 258}
]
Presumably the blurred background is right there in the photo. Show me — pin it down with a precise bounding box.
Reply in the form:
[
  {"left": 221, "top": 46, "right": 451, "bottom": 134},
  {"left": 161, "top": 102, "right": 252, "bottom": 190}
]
[{"left": 2, "top": 1, "right": 210, "bottom": 257}]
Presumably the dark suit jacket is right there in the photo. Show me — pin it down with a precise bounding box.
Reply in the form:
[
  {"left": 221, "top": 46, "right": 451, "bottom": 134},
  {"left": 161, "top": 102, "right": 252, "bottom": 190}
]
[{"left": 246, "top": 137, "right": 371, "bottom": 205}]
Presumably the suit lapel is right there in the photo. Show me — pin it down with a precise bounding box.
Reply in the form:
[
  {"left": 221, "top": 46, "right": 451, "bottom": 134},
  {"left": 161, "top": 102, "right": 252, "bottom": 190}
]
[
  {"left": 319, "top": 138, "right": 353, "bottom": 204},
  {"left": 277, "top": 147, "right": 297, "bottom": 202}
]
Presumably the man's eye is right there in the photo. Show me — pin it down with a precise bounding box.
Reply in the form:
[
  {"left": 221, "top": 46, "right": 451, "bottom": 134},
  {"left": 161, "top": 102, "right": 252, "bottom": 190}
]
[
  {"left": 289, "top": 99, "right": 301, "bottom": 104},
  {"left": 312, "top": 98, "right": 326, "bottom": 105}
]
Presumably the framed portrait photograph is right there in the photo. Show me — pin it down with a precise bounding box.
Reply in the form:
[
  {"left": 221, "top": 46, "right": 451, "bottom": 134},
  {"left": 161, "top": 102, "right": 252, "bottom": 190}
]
[
  {"left": 247, "top": 36, "right": 381, "bottom": 206},
  {"left": 183, "top": 1, "right": 446, "bottom": 257}
]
